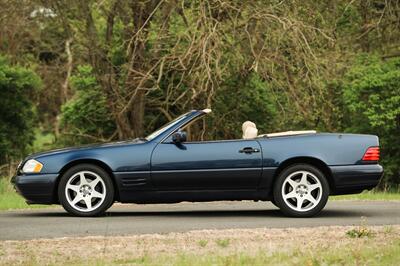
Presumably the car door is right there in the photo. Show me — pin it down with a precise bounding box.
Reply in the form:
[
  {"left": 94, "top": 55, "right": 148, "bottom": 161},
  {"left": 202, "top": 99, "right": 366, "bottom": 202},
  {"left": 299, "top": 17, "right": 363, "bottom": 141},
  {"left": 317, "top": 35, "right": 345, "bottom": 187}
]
[{"left": 150, "top": 140, "right": 262, "bottom": 190}]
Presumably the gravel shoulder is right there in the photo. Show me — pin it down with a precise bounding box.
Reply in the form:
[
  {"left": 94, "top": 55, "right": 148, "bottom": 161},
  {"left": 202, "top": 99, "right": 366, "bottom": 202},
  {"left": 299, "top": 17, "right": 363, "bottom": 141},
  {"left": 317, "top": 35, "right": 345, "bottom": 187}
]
[{"left": 1, "top": 225, "right": 400, "bottom": 265}]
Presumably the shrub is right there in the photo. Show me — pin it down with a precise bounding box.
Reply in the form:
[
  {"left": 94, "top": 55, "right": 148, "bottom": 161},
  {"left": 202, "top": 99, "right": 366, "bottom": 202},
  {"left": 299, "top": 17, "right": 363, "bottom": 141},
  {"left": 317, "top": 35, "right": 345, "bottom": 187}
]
[
  {"left": 60, "top": 65, "right": 116, "bottom": 144},
  {"left": 346, "top": 227, "right": 373, "bottom": 238},
  {"left": 343, "top": 55, "right": 400, "bottom": 186},
  {"left": 0, "top": 56, "right": 41, "bottom": 164}
]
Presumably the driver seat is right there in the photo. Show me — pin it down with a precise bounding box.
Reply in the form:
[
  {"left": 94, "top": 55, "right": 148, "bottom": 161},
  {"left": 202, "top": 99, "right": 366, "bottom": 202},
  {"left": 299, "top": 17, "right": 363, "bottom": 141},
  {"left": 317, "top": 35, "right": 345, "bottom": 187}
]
[{"left": 242, "top": 121, "right": 258, "bottom": 139}]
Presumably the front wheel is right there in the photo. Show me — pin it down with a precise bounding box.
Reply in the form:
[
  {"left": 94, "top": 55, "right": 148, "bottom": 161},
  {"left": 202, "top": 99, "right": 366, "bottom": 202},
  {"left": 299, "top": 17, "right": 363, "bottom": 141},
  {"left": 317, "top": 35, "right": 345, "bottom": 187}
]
[
  {"left": 273, "top": 164, "right": 329, "bottom": 217},
  {"left": 58, "top": 164, "right": 114, "bottom": 217}
]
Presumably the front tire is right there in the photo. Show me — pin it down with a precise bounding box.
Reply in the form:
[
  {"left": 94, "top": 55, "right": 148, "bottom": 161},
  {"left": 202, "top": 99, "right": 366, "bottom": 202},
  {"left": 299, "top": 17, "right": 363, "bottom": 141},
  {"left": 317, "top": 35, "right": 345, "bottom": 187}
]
[
  {"left": 273, "top": 164, "right": 329, "bottom": 217},
  {"left": 58, "top": 164, "right": 114, "bottom": 217}
]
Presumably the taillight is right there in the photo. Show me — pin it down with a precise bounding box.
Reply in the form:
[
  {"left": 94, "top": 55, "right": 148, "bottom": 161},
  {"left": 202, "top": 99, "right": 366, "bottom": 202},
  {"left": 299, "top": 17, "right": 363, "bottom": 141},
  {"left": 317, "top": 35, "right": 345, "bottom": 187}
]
[{"left": 362, "top": 147, "right": 380, "bottom": 161}]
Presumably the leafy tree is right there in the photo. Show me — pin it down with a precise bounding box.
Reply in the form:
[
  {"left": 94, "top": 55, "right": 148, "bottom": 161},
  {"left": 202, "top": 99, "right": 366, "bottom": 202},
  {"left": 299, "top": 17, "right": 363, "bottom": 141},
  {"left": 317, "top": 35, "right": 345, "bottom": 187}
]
[
  {"left": 0, "top": 56, "right": 41, "bottom": 164},
  {"left": 210, "top": 72, "right": 279, "bottom": 139},
  {"left": 60, "top": 65, "right": 115, "bottom": 144},
  {"left": 343, "top": 55, "right": 400, "bottom": 186}
]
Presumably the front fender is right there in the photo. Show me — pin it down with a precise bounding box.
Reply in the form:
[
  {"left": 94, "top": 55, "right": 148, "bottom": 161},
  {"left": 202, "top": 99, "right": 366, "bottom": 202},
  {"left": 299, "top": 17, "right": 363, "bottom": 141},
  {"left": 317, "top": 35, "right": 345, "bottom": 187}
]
[{"left": 33, "top": 142, "right": 156, "bottom": 174}]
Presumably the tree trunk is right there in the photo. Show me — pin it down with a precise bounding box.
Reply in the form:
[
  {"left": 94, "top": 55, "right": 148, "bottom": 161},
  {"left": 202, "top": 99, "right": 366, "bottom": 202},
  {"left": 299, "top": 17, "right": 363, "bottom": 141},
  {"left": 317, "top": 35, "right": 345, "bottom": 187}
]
[
  {"left": 121, "top": 0, "right": 162, "bottom": 138},
  {"left": 130, "top": 90, "right": 146, "bottom": 137}
]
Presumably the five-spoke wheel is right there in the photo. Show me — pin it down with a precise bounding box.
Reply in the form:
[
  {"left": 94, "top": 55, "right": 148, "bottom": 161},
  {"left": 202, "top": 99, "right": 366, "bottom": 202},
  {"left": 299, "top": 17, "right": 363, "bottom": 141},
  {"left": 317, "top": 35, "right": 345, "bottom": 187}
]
[
  {"left": 58, "top": 164, "right": 114, "bottom": 216},
  {"left": 273, "top": 164, "right": 329, "bottom": 217},
  {"left": 65, "top": 171, "right": 106, "bottom": 212}
]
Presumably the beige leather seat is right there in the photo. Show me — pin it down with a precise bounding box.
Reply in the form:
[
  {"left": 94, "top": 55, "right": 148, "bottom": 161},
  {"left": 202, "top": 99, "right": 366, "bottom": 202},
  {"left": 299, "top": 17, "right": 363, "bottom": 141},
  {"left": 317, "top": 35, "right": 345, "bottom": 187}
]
[{"left": 242, "top": 121, "right": 258, "bottom": 139}]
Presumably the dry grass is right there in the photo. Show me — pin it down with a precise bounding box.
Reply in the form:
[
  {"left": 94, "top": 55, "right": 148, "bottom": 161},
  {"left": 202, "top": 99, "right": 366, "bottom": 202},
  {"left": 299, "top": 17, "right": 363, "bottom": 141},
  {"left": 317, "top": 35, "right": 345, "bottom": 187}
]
[{"left": 1, "top": 225, "right": 400, "bottom": 265}]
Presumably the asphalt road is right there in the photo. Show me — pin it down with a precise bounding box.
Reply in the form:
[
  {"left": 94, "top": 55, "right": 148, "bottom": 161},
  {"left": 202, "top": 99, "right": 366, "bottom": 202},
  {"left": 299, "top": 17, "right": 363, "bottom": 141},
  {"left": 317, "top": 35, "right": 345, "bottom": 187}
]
[{"left": 0, "top": 201, "right": 399, "bottom": 240}]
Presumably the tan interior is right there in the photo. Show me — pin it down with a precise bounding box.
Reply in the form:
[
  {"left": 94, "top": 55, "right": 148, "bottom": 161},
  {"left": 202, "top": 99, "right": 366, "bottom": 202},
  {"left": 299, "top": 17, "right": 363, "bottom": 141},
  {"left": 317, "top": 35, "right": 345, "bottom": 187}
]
[
  {"left": 242, "top": 120, "right": 316, "bottom": 139},
  {"left": 259, "top": 130, "right": 317, "bottom": 138},
  {"left": 242, "top": 121, "right": 258, "bottom": 139}
]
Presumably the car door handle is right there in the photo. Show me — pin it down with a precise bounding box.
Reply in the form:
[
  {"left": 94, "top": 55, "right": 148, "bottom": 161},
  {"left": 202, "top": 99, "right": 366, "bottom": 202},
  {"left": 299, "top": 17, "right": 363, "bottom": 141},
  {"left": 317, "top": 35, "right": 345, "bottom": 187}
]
[{"left": 239, "top": 147, "right": 260, "bottom": 154}]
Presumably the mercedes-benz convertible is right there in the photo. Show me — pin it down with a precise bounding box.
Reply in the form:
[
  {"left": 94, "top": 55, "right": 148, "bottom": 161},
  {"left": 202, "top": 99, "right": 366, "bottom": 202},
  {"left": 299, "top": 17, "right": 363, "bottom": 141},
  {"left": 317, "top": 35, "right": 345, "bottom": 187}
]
[{"left": 12, "top": 109, "right": 383, "bottom": 217}]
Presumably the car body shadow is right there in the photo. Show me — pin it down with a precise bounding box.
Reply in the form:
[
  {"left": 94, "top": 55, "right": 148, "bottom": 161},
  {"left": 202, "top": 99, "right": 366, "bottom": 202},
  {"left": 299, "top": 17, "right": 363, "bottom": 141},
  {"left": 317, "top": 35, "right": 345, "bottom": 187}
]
[{"left": 7, "top": 208, "right": 366, "bottom": 218}]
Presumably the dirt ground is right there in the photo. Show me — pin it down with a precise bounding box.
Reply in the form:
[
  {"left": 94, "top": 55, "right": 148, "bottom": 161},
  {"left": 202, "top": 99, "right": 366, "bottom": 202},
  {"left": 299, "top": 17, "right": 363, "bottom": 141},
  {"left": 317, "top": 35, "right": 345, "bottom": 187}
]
[{"left": 1, "top": 225, "right": 399, "bottom": 265}]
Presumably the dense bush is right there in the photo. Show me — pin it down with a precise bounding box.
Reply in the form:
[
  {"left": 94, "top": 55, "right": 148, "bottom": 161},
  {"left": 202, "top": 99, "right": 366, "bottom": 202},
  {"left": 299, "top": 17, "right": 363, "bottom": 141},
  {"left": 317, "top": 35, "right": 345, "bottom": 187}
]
[
  {"left": 343, "top": 55, "right": 400, "bottom": 186},
  {"left": 209, "top": 72, "right": 278, "bottom": 139},
  {"left": 0, "top": 56, "right": 41, "bottom": 164},
  {"left": 60, "top": 65, "right": 115, "bottom": 144}
]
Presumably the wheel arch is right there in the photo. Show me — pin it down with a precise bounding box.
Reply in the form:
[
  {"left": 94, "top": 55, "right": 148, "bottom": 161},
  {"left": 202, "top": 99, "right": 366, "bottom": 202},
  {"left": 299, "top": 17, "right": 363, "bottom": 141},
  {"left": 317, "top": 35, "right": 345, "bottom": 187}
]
[
  {"left": 53, "top": 159, "right": 120, "bottom": 203},
  {"left": 272, "top": 156, "right": 335, "bottom": 194}
]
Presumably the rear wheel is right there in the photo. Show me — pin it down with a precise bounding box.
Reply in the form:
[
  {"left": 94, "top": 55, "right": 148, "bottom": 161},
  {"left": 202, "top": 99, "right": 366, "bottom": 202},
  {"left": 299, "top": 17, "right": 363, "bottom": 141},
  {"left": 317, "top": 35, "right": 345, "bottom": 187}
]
[
  {"left": 58, "top": 164, "right": 114, "bottom": 217},
  {"left": 273, "top": 164, "right": 329, "bottom": 217}
]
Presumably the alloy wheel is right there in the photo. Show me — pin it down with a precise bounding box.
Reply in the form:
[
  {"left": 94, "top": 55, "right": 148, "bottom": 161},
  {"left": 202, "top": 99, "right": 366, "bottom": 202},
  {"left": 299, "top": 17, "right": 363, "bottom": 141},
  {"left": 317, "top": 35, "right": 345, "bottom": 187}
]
[
  {"left": 65, "top": 171, "right": 106, "bottom": 212},
  {"left": 281, "top": 170, "right": 322, "bottom": 212}
]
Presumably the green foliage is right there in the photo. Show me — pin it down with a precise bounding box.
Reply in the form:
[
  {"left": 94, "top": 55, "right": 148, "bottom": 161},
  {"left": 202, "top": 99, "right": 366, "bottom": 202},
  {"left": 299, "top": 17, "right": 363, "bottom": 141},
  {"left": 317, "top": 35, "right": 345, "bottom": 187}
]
[
  {"left": 215, "top": 238, "right": 230, "bottom": 248},
  {"left": 198, "top": 240, "right": 208, "bottom": 247},
  {"left": 1, "top": 1, "right": 400, "bottom": 188},
  {"left": 210, "top": 72, "right": 278, "bottom": 139},
  {"left": 343, "top": 55, "right": 400, "bottom": 185},
  {"left": 31, "top": 129, "right": 56, "bottom": 153},
  {"left": 60, "top": 65, "right": 115, "bottom": 144},
  {"left": 336, "top": 4, "right": 362, "bottom": 38},
  {"left": 0, "top": 178, "right": 49, "bottom": 210},
  {"left": 346, "top": 227, "right": 373, "bottom": 238},
  {"left": 332, "top": 189, "right": 400, "bottom": 201},
  {"left": 0, "top": 56, "right": 41, "bottom": 163}
]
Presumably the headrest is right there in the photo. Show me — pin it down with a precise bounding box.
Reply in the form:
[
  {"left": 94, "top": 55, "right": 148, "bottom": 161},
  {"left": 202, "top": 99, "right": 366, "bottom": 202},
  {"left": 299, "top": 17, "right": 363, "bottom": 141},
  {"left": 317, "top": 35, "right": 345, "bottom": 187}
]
[{"left": 242, "top": 121, "right": 258, "bottom": 139}]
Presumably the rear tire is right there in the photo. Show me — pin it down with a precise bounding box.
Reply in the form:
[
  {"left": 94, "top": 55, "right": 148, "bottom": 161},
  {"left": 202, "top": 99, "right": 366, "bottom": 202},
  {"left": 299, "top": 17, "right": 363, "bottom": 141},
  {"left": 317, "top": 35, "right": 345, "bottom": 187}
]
[
  {"left": 58, "top": 164, "right": 114, "bottom": 217},
  {"left": 273, "top": 164, "right": 329, "bottom": 217}
]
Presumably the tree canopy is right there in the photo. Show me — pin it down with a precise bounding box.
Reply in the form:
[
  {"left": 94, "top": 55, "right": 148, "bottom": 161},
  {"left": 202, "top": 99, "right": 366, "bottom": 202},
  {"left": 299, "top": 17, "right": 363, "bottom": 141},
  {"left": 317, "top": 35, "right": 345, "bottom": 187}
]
[
  {"left": 0, "top": 0, "right": 399, "bottom": 186},
  {"left": 0, "top": 56, "right": 41, "bottom": 164}
]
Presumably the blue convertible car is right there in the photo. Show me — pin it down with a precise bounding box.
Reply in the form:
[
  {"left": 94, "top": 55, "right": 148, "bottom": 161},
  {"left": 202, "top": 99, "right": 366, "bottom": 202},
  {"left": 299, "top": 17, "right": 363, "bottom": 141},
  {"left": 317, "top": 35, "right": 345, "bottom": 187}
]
[{"left": 12, "top": 109, "right": 383, "bottom": 217}]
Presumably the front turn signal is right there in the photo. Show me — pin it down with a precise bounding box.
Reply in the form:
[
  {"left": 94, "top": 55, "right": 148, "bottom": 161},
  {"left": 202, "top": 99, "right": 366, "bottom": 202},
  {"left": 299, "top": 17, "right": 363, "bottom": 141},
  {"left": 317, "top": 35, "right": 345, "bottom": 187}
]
[{"left": 22, "top": 159, "right": 43, "bottom": 173}]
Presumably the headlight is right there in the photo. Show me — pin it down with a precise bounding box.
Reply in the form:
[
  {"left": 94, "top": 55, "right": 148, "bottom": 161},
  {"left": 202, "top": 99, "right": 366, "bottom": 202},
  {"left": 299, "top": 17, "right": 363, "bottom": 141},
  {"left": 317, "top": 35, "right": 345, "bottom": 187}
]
[{"left": 22, "top": 159, "right": 43, "bottom": 173}]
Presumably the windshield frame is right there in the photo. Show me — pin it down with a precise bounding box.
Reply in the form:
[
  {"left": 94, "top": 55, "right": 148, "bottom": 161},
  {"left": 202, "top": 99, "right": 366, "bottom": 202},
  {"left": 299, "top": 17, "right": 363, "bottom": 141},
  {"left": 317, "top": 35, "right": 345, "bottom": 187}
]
[{"left": 145, "top": 112, "right": 192, "bottom": 141}]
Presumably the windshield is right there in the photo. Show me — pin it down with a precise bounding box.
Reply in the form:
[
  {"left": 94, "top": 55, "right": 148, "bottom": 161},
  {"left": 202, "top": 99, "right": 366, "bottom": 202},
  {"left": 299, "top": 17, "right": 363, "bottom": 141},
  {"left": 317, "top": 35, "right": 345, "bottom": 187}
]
[{"left": 145, "top": 112, "right": 191, "bottom": 141}]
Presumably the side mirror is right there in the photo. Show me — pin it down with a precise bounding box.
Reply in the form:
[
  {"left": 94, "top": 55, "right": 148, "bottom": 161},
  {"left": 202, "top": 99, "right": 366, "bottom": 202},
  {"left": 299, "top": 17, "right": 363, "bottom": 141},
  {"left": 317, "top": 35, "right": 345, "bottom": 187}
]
[{"left": 172, "top": 130, "right": 187, "bottom": 143}]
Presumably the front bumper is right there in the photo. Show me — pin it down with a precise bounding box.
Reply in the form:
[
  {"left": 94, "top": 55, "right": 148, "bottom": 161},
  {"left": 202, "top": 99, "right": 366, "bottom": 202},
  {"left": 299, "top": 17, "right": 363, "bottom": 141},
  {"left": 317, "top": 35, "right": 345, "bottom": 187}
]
[
  {"left": 330, "top": 164, "right": 384, "bottom": 195},
  {"left": 11, "top": 173, "right": 59, "bottom": 204}
]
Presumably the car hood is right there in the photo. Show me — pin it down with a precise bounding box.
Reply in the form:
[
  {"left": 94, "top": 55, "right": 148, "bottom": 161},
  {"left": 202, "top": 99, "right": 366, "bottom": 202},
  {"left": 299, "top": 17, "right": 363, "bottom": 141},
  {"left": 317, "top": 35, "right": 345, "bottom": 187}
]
[{"left": 27, "top": 138, "right": 146, "bottom": 160}]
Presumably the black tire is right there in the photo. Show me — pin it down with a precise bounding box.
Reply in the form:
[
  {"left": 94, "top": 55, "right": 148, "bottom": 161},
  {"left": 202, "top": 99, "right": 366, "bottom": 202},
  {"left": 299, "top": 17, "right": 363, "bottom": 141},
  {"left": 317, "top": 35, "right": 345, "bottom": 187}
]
[
  {"left": 58, "top": 164, "right": 114, "bottom": 217},
  {"left": 273, "top": 164, "right": 329, "bottom": 217}
]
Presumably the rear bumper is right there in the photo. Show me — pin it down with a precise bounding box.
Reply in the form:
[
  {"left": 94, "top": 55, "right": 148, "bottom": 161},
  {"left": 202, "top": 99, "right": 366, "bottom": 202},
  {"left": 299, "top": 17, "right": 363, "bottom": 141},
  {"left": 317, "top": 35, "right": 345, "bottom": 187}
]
[
  {"left": 11, "top": 173, "right": 58, "bottom": 204},
  {"left": 330, "top": 164, "right": 383, "bottom": 195}
]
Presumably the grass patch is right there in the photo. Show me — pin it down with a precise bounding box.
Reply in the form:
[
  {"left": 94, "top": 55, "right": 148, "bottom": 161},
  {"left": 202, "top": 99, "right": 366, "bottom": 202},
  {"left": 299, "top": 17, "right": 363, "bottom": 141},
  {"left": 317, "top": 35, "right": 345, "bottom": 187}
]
[
  {"left": 1, "top": 226, "right": 400, "bottom": 266},
  {"left": 215, "top": 238, "right": 230, "bottom": 248},
  {"left": 0, "top": 178, "right": 51, "bottom": 211},
  {"left": 346, "top": 217, "right": 374, "bottom": 238},
  {"left": 384, "top": 225, "right": 394, "bottom": 234},
  {"left": 346, "top": 227, "right": 373, "bottom": 238},
  {"left": 0, "top": 129, "right": 56, "bottom": 211},
  {"left": 198, "top": 240, "right": 208, "bottom": 247},
  {"left": 74, "top": 239, "right": 400, "bottom": 265},
  {"left": 159, "top": 241, "right": 400, "bottom": 266},
  {"left": 331, "top": 189, "right": 400, "bottom": 201}
]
